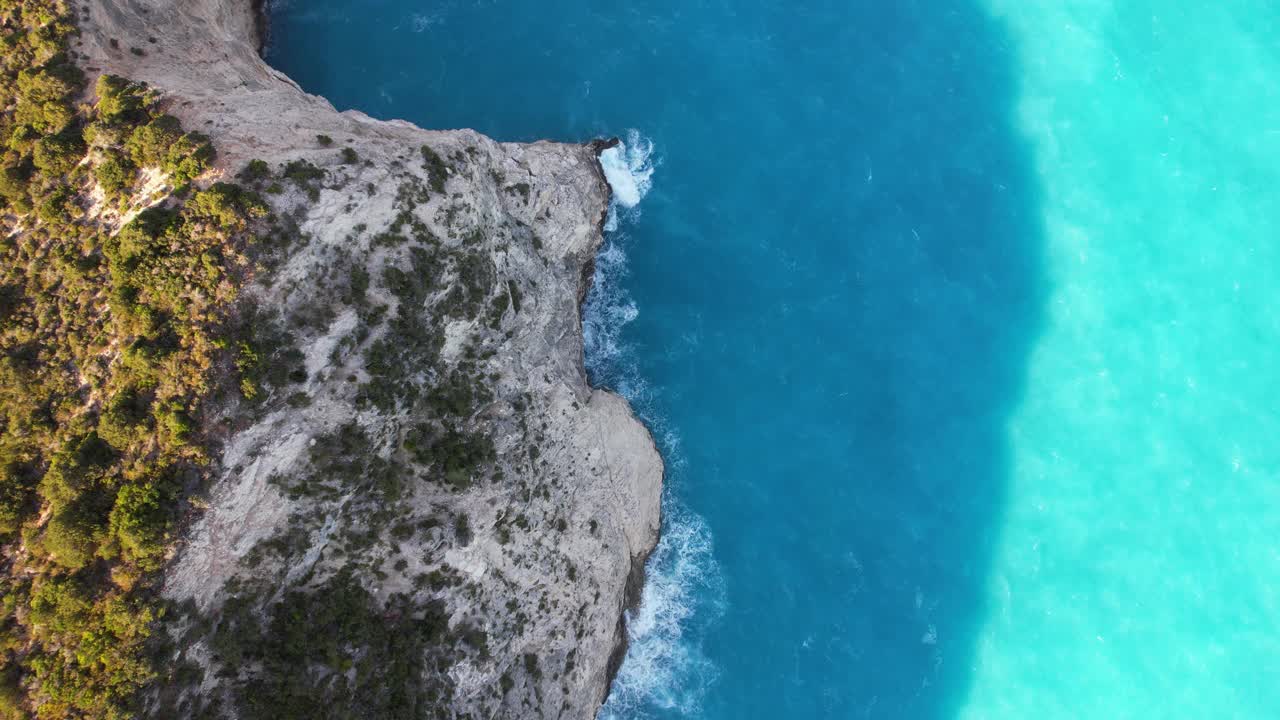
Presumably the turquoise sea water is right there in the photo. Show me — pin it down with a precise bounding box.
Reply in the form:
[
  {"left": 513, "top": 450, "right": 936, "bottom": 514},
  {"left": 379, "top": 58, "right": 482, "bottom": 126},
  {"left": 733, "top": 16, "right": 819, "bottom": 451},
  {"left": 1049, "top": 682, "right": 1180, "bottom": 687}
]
[{"left": 267, "top": 2, "right": 1280, "bottom": 718}]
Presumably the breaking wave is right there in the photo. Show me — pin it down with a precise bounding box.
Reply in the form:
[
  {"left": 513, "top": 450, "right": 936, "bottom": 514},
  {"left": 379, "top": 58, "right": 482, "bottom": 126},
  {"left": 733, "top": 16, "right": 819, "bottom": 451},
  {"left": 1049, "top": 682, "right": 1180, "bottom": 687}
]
[
  {"left": 598, "top": 504, "right": 723, "bottom": 720},
  {"left": 587, "top": 132, "right": 723, "bottom": 720},
  {"left": 598, "top": 130, "right": 656, "bottom": 232}
]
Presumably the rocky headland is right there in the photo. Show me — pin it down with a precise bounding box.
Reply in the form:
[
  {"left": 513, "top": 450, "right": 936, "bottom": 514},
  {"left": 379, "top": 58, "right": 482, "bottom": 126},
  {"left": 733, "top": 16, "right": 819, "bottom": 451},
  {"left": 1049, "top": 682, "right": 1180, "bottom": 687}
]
[{"left": 1, "top": 0, "right": 661, "bottom": 717}]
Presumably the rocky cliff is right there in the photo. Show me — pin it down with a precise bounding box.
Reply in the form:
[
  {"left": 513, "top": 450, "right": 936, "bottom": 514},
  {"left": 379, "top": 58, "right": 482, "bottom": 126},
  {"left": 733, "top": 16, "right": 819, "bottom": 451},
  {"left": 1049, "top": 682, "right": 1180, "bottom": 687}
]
[{"left": 75, "top": 1, "right": 662, "bottom": 717}]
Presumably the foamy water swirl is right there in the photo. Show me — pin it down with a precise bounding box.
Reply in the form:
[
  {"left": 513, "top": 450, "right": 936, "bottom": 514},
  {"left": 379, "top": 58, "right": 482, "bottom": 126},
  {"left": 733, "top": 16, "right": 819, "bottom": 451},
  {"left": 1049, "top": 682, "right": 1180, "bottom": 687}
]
[{"left": 588, "top": 132, "right": 723, "bottom": 720}]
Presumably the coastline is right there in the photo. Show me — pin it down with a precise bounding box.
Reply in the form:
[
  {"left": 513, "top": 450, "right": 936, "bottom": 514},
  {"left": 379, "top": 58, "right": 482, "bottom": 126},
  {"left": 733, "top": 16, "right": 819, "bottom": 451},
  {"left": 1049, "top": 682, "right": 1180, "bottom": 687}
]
[
  {"left": 604, "top": 539, "right": 658, "bottom": 703},
  {"left": 583, "top": 133, "right": 661, "bottom": 709},
  {"left": 79, "top": 0, "right": 666, "bottom": 716}
]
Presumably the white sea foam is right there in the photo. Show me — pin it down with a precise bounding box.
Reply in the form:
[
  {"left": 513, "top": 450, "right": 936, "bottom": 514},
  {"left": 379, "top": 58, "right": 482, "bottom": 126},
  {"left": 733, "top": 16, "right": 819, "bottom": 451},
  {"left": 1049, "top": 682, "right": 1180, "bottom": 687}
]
[
  {"left": 586, "top": 132, "right": 722, "bottom": 719},
  {"left": 599, "top": 506, "right": 723, "bottom": 719},
  {"left": 599, "top": 130, "right": 656, "bottom": 232},
  {"left": 410, "top": 12, "right": 444, "bottom": 32},
  {"left": 582, "top": 240, "right": 637, "bottom": 374}
]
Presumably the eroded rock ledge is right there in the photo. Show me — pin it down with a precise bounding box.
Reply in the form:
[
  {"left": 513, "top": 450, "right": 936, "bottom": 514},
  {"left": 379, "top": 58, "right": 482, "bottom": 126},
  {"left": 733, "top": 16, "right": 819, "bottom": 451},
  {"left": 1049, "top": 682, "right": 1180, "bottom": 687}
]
[{"left": 80, "top": 1, "right": 661, "bottom": 717}]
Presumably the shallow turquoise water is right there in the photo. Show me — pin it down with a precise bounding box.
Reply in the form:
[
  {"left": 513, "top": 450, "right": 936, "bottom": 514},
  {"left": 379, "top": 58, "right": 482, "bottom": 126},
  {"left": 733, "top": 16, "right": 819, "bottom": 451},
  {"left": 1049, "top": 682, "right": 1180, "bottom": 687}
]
[{"left": 268, "top": 2, "right": 1280, "bottom": 717}]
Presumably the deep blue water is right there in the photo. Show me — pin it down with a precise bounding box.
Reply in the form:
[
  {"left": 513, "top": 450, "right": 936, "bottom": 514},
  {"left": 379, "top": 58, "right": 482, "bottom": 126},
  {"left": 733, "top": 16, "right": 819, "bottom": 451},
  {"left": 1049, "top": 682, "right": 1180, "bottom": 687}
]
[{"left": 269, "top": 2, "right": 1045, "bottom": 717}]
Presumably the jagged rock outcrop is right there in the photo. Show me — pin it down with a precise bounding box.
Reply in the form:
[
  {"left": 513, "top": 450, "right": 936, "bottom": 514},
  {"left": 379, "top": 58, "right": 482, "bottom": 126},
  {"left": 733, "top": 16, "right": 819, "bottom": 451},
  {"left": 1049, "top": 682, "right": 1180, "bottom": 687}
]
[{"left": 75, "top": 1, "right": 661, "bottom": 717}]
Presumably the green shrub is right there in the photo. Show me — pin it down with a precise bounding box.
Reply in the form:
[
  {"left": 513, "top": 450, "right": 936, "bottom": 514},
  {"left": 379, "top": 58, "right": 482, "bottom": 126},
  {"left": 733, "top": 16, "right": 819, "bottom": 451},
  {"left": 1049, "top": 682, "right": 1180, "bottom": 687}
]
[
  {"left": 206, "top": 571, "right": 455, "bottom": 719},
  {"left": 109, "top": 481, "right": 168, "bottom": 565},
  {"left": 35, "top": 184, "right": 73, "bottom": 223},
  {"left": 14, "top": 97, "right": 74, "bottom": 135},
  {"left": 16, "top": 63, "right": 82, "bottom": 106},
  {"left": 0, "top": 160, "right": 34, "bottom": 205},
  {"left": 0, "top": 456, "right": 37, "bottom": 536},
  {"left": 162, "top": 130, "right": 214, "bottom": 183},
  {"left": 347, "top": 265, "right": 369, "bottom": 304},
  {"left": 420, "top": 144, "right": 449, "bottom": 193},
  {"left": 241, "top": 158, "right": 271, "bottom": 181},
  {"left": 0, "top": 666, "right": 24, "bottom": 720},
  {"left": 37, "top": 433, "right": 116, "bottom": 512},
  {"left": 125, "top": 114, "right": 182, "bottom": 168},
  {"left": 94, "top": 74, "right": 148, "bottom": 125},
  {"left": 190, "top": 182, "right": 268, "bottom": 229},
  {"left": 31, "top": 127, "right": 84, "bottom": 175},
  {"left": 97, "top": 385, "right": 154, "bottom": 450},
  {"left": 283, "top": 159, "right": 324, "bottom": 184},
  {"left": 42, "top": 504, "right": 102, "bottom": 570},
  {"left": 153, "top": 399, "right": 194, "bottom": 446},
  {"left": 405, "top": 425, "right": 494, "bottom": 490},
  {"left": 93, "top": 150, "right": 136, "bottom": 195},
  {"left": 110, "top": 206, "right": 176, "bottom": 267},
  {"left": 27, "top": 578, "right": 92, "bottom": 638}
]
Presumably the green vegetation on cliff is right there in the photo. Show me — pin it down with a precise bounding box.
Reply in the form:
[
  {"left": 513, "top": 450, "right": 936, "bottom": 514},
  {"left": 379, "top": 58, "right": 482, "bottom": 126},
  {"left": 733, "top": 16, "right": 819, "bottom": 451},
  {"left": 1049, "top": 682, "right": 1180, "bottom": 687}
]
[
  {"left": 1, "top": 4, "right": 528, "bottom": 719},
  {"left": 0, "top": 2, "right": 262, "bottom": 716}
]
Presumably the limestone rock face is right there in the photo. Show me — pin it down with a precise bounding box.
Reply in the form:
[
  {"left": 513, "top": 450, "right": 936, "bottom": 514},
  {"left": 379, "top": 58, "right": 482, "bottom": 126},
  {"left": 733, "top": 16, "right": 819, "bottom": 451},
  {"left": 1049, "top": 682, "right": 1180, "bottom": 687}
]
[{"left": 79, "top": 2, "right": 661, "bottom": 717}]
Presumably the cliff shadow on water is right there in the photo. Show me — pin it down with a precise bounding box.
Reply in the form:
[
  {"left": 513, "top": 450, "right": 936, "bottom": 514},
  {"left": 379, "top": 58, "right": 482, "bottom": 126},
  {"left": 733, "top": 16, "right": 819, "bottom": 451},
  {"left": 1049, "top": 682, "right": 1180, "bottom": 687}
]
[
  {"left": 733, "top": 4, "right": 1046, "bottom": 717},
  {"left": 595, "top": 2, "right": 1051, "bottom": 717},
  {"left": 263, "top": 0, "right": 1048, "bottom": 717}
]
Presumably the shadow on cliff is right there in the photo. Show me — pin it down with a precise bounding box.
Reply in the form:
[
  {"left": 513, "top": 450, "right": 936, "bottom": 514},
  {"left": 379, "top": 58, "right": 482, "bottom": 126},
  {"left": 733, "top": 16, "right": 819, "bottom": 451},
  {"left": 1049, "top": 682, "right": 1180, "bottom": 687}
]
[{"left": 264, "top": 0, "right": 1047, "bottom": 717}]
